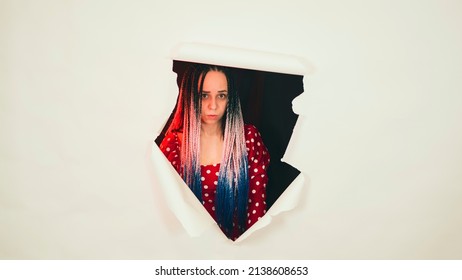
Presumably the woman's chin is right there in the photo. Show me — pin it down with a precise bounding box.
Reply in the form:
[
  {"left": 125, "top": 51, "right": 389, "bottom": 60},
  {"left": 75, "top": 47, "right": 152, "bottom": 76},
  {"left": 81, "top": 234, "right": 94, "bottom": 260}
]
[
  {"left": 201, "top": 118, "right": 222, "bottom": 125},
  {"left": 202, "top": 121, "right": 219, "bottom": 126}
]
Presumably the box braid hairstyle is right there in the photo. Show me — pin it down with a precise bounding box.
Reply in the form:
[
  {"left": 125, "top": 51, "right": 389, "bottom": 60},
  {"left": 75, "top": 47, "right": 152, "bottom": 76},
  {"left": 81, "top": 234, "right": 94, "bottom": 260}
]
[{"left": 166, "top": 63, "right": 249, "bottom": 239}]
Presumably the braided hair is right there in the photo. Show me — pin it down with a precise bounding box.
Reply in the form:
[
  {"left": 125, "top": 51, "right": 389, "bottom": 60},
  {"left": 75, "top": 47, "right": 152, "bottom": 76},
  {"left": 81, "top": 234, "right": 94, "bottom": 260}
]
[{"left": 166, "top": 63, "right": 249, "bottom": 238}]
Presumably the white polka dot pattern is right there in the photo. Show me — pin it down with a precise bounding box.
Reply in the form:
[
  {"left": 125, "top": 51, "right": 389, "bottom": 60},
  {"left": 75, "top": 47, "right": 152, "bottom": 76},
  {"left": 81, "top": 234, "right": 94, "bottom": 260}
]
[
  {"left": 244, "top": 124, "right": 270, "bottom": 232},
  {"left": 159, "top": 124, "right": 270, "bottom": 240}
]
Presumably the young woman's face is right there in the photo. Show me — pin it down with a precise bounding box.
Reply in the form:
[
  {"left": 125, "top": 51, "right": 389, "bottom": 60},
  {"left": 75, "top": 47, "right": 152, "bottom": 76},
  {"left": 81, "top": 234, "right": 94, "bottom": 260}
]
[{"left": 200, "top": 70, "right": 228, "bottom": 125}]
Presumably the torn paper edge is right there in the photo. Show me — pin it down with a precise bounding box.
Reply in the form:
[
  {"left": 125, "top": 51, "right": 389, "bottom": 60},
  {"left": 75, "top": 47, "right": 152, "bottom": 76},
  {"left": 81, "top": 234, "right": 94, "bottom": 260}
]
[
  {"left": 150, "top": 42, "right": 313, "bottom": 243},
  {"left": 150, "top": 143, "right": 217, "bottom": 237},
  {"left": 234, "top": 173, "right": 305, "bottom": 242},
  {"left": 171, "top": 42, "right": 315, "bottom": 75}
]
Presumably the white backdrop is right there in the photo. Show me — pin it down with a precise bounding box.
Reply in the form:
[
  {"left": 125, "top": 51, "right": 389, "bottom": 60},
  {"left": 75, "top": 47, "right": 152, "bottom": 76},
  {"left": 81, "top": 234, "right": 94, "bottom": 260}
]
[{"left": 1, "top": 0, "right": 462, "bottom": 259}]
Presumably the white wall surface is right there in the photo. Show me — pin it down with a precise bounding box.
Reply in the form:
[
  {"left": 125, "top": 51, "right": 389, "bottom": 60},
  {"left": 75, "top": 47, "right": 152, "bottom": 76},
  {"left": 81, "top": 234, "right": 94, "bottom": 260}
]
[{"left": 1, "top": 0, "right": 461, "bottom": 259}]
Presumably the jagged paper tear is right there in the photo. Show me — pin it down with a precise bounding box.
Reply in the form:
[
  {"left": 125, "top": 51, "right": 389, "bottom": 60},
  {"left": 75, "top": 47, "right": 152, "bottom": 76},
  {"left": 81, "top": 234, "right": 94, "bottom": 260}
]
[{"left": 150, "top": 42, "right": 313, "bottom": 243}]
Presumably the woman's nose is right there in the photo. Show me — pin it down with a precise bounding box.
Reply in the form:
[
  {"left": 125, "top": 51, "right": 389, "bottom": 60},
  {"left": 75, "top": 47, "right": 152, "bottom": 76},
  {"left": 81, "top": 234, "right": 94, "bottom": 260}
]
[{"left": 208, "top": 97, "right": 217, "bottom": 109}]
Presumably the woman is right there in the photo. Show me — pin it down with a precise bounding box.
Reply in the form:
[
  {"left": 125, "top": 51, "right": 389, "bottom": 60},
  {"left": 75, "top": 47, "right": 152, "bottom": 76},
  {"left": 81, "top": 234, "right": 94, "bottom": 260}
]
[{"left": 159, "top": 63, "right": 270, "bottom": 240}]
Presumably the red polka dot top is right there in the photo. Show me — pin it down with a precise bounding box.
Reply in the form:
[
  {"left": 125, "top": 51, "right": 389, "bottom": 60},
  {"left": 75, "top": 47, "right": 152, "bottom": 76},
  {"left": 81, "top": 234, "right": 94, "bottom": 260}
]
[{"left": 159, "top": 124, "right": 270, "bottom": 240}]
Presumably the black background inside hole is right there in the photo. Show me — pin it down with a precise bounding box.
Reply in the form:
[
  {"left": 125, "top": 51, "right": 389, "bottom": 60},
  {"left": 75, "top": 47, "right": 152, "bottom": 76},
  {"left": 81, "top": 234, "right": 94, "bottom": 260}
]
[{"left": 155, "top": 60, "right": 303, "bottom": 210}]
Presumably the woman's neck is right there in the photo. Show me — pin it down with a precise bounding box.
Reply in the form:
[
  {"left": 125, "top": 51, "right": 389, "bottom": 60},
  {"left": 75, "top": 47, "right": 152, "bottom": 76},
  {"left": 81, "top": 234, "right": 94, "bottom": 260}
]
[
  {"left": 200, "top": 122, "right": 224, "bottom": 165},
  {"left": 201, "top": 122, "right": 223, "bottom": 138}
]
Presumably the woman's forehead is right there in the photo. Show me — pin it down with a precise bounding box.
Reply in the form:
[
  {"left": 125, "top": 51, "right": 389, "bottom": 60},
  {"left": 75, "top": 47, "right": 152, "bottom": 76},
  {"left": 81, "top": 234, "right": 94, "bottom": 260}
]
[{"left": 200, "top": 71, "right": 228, "bottom": 91}]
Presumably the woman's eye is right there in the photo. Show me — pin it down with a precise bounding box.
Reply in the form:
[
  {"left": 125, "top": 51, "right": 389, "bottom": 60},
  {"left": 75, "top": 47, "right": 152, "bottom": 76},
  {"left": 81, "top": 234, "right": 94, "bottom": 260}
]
[
  {"left": 201, "top": 93, "right": 208, "bottom": 99},
  {"left": 219, "top": 94, "right": 227, "bottom": 99}
]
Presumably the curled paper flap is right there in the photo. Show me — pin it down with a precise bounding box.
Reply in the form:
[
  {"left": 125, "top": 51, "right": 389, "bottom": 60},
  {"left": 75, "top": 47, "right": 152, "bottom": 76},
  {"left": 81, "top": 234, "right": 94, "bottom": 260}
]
[
  {"left": 235, "top": 173, "right": 305, "bottom": 242},
  {"left": 150, "top": 144, "right": 216, "bottom": 237},
  {"left": 171, "top": 42, "right": 314, "bottom": 75}
]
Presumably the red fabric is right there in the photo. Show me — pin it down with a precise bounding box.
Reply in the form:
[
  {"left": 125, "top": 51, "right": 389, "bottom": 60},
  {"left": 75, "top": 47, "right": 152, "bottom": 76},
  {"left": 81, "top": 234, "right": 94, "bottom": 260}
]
[{"left": 159, "top": 124, "right": 270, "bottom": 239}]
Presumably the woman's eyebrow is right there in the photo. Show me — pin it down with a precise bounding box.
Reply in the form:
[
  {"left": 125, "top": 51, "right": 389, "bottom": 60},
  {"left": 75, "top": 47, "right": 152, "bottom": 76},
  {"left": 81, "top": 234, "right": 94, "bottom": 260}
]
[{"left": 201, "top": 90, "right": 228, "bottom": 93}]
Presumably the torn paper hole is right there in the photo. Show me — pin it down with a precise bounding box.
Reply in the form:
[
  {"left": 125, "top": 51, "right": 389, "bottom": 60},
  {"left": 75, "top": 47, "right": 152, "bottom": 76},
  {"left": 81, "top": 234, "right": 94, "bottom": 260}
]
[{"left": 151, "top": 43, "right": 313, "bottom": 243}]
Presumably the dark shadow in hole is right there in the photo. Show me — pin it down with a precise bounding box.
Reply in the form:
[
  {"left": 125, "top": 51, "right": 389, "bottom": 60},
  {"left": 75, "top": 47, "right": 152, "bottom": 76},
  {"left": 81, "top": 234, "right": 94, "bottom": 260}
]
[{"left": 155, "top": 60, "right": 303, "bottom": 210}]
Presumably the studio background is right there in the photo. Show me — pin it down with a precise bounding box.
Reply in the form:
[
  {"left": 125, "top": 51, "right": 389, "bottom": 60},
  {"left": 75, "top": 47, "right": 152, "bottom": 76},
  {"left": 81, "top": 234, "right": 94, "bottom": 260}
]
[{"left": 1, "top": 0, "right": 462, "bottom": 259}]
